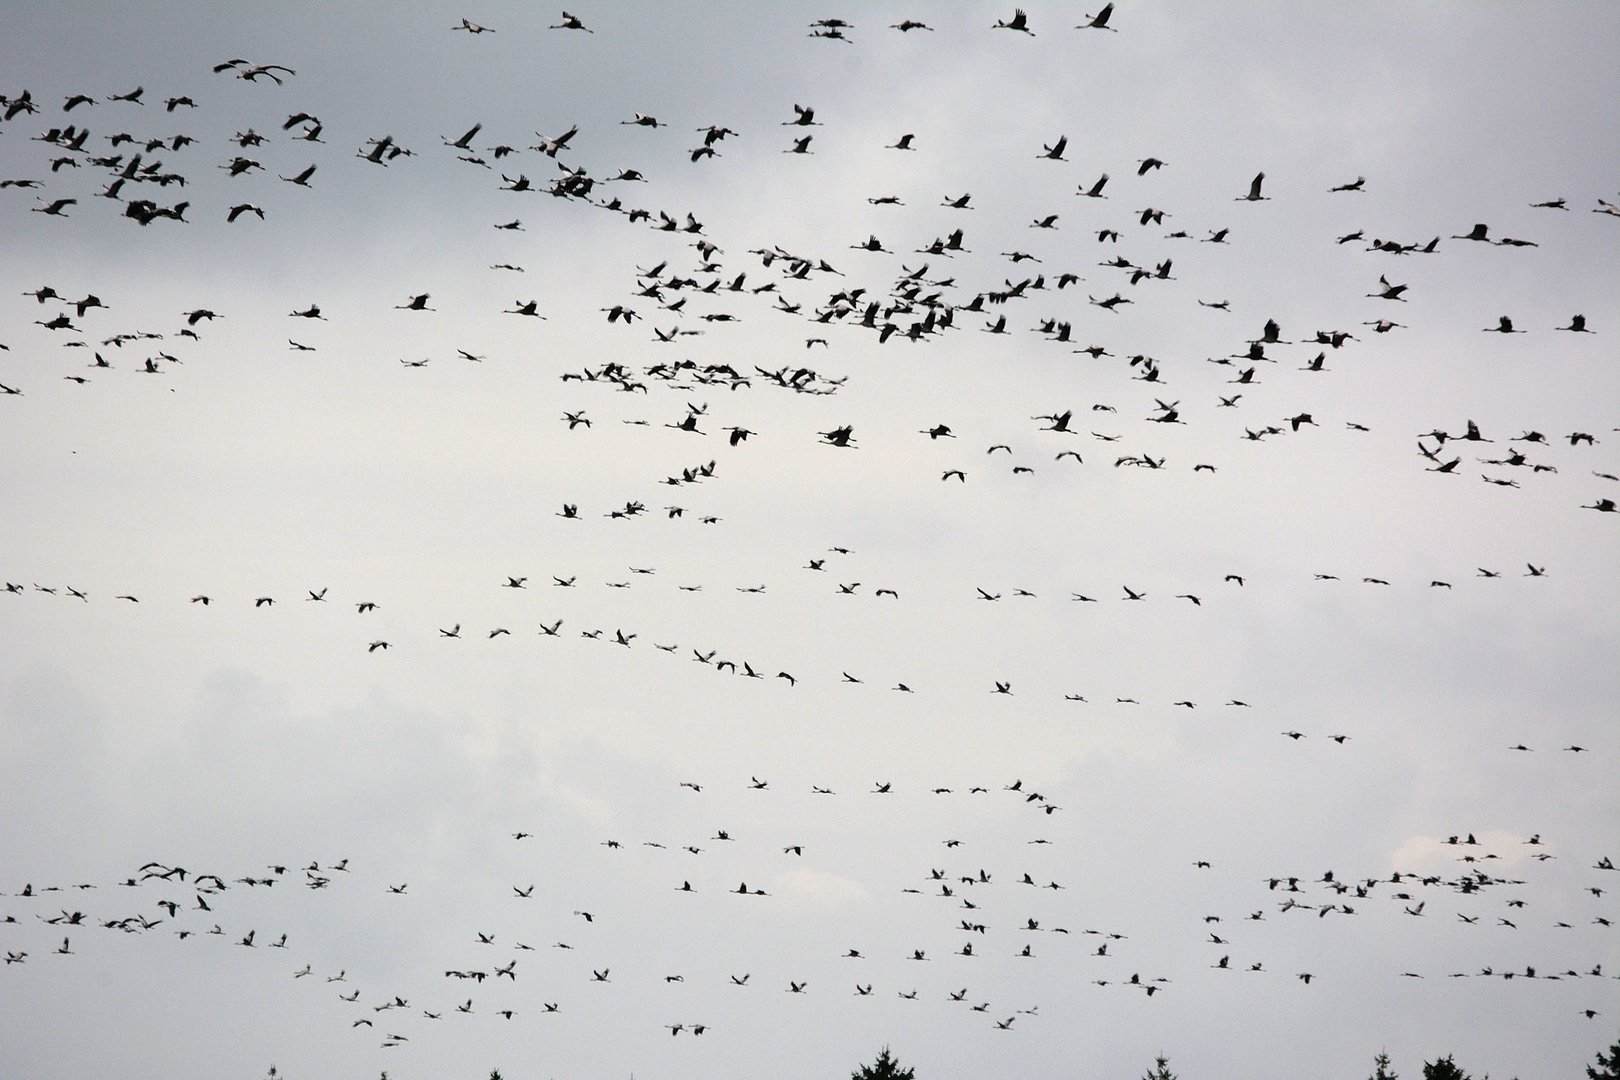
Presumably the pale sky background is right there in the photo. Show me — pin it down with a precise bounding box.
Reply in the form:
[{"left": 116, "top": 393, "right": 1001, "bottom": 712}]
[{"left": 2, "top": 4, "right": 1618, "bottom": 1079}]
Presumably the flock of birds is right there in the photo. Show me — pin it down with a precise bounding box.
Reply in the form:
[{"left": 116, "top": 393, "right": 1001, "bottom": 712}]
[
  {"left": 3, "top": 31, "right": 1616, "bottom": 513},
  {"left": 3, "top": 782, "right": 1615, "bottom": 1048},
  {"left": 0, "top": 565, "right": 1599, "bottom": 749},
  {"left": 2, "top": 5, "right": 1616, "bottom": 1076}
]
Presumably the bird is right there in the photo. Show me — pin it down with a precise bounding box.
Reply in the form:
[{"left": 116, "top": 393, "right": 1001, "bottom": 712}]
[
  {"left": 1237, "top": 172, "right": 1269, "bottom": 201},
  {"left": 820, "top": 425, "right": 856, "bottom": 448},
  {"left": 550, "top": 11, "right": 592, "bottom": 32},
  {"left": 1078, "top": 3, "right": 1118, "bottom": 30},
  {"left": 1369, "top": 275, "right": 1408, "bottom": 301},
  {"left": 994, "top": 9, "right": 1034, "bottom": 34},
  {"left": 443, "top": 123, "right": 482, "bottom": 149}
]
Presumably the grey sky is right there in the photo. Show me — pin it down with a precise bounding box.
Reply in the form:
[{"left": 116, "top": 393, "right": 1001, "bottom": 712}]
[{"left": 2, "top": 4, "right": 1618, "bottom": 1079}]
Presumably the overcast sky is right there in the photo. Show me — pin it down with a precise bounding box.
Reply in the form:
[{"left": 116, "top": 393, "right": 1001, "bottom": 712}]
[{"left": 2, "top": 4, "right": 1618, "bottom": 1080}]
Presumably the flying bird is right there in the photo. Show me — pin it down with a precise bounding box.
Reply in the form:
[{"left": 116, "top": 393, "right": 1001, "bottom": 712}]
[
  {"left": 1237, "top": 172, "right": 1269, "bottom": 201},
  {"left": 550, "top": 11, "right": 592, "bottom": 32},
  {"left": 1077, "top": 3, "right": 1117, "bottom": 30},
  {"left": 994, "top": 8, "right": 1034, "bottom": 34}
]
